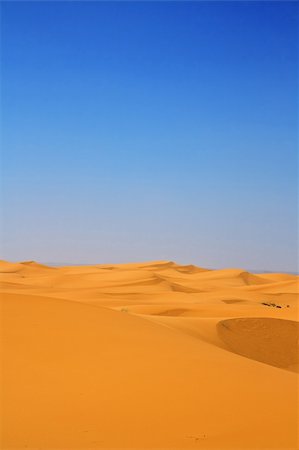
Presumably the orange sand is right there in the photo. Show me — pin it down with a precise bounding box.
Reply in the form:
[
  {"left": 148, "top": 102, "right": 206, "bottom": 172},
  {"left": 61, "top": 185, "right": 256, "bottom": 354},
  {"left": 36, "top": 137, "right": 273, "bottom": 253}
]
[{"left": 0, "top": 260, "right": 298, "bottom": 449}]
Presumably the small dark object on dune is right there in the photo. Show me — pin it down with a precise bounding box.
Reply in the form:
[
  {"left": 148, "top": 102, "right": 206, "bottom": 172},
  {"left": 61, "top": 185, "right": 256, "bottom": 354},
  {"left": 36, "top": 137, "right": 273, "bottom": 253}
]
[{"left": 261, "top": 302, "right": 283, "bottom": 309}]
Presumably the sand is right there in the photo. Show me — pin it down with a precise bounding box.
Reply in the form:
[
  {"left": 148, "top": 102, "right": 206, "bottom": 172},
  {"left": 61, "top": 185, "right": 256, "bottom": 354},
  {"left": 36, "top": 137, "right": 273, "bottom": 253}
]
[{"left": 0, "top": 259, "right": 298, "bottom": 449}]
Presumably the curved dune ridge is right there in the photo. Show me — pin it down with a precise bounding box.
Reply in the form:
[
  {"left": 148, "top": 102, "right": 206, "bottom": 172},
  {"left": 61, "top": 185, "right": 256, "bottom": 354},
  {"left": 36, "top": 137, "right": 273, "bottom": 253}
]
[
  {"left": 0, "top": 259, "right": 298, "bottom": 449},
  {"left": 217, "top": 317, "right": 299, "bottom": 371}
]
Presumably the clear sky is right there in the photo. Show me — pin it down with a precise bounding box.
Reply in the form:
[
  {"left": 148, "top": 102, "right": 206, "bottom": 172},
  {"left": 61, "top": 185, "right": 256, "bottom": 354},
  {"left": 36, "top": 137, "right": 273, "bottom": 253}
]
[{"left": 1, "top": 1, "right": 298, "bottom": 272}]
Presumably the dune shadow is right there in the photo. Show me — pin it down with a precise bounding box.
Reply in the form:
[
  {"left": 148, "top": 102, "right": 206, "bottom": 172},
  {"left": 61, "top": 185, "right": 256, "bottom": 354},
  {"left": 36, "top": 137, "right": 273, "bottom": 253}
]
[{"left": 217, "top": 317, "right": 299, "bottom": 372}]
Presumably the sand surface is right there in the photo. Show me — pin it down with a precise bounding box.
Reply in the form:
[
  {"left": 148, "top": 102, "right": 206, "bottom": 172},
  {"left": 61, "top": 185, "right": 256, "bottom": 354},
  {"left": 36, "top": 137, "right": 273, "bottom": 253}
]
[{"left": 0, "top": 260, "right": 298, "bottom": 449}]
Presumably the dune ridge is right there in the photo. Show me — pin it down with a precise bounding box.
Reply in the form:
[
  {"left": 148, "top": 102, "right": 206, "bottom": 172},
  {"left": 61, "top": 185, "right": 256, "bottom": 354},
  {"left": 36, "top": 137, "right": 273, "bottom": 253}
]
[{"left": 0, "top": 259, "right": 298, "bottom": 449}]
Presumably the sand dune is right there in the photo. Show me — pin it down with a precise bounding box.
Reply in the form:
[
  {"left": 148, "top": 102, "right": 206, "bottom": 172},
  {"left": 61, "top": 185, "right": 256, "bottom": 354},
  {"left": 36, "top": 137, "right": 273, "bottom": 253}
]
[
  {"left": 0, "top": 260, "right": 298, "bottom": 449},
  {"left": 217, "top": 317, "right": 299, "bottom": 371}
]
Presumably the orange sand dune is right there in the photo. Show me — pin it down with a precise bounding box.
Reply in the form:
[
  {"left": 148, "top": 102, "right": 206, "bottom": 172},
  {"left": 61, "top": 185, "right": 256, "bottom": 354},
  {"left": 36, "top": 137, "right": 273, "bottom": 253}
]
[{"left": 0, "top": 260, "right": 298, "bottom": 449}]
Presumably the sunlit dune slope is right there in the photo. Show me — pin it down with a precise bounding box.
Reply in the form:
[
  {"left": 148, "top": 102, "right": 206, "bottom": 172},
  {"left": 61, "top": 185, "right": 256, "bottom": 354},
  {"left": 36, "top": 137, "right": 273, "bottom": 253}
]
[{"left": 0, "top": 259, "right": 298, "bottom": 449}]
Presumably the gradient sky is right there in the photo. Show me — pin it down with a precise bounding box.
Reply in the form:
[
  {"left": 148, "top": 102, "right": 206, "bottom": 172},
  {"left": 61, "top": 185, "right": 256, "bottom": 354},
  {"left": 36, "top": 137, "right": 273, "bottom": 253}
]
[{"left": 1, "top": 1, "right": 298, "bottom": 271}]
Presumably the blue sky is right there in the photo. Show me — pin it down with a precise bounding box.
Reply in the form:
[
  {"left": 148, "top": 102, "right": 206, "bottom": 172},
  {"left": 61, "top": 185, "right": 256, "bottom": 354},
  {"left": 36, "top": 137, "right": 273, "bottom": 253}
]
[{"left": 1, "top": 1, "right": 298, "bottom": 271}]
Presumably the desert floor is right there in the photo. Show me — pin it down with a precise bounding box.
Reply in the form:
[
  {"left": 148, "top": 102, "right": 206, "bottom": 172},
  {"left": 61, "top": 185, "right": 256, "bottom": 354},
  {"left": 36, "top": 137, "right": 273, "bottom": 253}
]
[{"left": 0, "top": 259, "right": 298, "bottom": 449}]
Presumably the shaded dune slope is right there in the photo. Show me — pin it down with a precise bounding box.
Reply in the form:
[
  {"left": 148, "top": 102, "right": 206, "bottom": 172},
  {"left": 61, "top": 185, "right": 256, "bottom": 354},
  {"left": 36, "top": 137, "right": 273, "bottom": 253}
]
[{"left": 217, "top": 317, "right": 299, "bottom": 371}]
